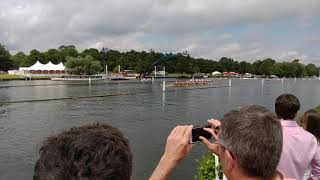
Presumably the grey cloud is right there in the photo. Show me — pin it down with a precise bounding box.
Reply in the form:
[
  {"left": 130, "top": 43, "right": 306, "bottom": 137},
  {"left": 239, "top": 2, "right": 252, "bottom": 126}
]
[
  {"left": 0, "top": 0, "right": 153, "bottom": 52},
  {"left": 150, "top": 0, "right": 320, "bottom": 34},
  {"left": 0, "top": 0, "right": 319, "bottom": 64}
]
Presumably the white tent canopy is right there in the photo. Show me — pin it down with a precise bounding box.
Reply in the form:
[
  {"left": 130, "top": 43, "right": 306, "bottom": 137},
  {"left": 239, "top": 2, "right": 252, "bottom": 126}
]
[
  {"left": 19, "top": 61, "right": 65, "bottom": 71},
  {"left": 212, "top": 71, "right": 222, "bottom": 75}
]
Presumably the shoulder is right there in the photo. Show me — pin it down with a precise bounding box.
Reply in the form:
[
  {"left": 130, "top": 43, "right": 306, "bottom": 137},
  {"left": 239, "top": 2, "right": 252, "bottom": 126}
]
[
  {"left": 300, "top": 129, "right": 319, "bottom": 155},
  {"left": 283, "top": 124, "right": 315, "bottom": 141},
  {"left": 300, "top": 128, "right": 318, "bottom": 143}
]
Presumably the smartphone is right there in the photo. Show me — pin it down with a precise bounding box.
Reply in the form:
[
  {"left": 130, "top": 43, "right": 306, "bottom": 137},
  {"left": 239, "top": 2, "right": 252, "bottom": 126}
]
[{"left": 190, "top": 125, "right": 212, "bottom": 144}]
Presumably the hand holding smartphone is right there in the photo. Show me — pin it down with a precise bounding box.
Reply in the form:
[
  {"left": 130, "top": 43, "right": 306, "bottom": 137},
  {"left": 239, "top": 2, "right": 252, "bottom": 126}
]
[{"left": 190, "top": 125, "right": 213, "bottom": 144}]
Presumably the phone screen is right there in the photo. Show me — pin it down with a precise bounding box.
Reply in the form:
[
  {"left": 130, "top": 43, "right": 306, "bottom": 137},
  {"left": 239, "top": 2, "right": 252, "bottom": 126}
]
[{"left": 191, "top": 125, "right": 212, "bottom": 143}]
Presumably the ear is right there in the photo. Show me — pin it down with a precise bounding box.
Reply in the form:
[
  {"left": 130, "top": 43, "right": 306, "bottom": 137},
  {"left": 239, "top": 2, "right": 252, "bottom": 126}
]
[{"left": 224, "top": 149, "right": 236, "bottom": 174}]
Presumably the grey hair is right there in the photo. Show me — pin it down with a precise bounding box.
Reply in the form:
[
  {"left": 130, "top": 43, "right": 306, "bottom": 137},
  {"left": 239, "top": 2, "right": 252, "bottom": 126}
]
[{"left": 219, "top": 105, "right": 283, "bottom": 178}]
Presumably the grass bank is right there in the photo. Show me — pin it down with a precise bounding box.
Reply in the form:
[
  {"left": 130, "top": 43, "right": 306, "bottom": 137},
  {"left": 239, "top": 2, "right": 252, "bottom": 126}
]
[{"left": 0, "top": 75, "right": 51, "bottom": 81}]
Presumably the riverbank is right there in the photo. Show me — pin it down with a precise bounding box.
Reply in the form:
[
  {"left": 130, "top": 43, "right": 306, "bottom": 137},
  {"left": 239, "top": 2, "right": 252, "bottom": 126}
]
[
  {"left": 0, "top": 75, "right": 51, "bottom": 81},
  {"left": 0, "top": 73, "right": 195, "bottom": 81},
  {"left": 155, "top": 73, "right": 210, "bottom": 78}
]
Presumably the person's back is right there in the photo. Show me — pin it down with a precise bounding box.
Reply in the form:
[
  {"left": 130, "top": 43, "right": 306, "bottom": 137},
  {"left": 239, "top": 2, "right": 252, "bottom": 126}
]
[
  {"left": 34, "top": 123, "right": 132, "bottom": 180},
  {"left": 278, "top": 121, "right": 319, "bottom": 179},
  {"left": 275, "top": 94, "right": 320, "bottom": 180}
]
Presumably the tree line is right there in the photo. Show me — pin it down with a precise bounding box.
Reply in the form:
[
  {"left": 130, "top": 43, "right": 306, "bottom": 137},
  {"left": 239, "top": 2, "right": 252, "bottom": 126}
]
[{"left": 0, "top": 43, "right": 319, "bottom": 77}]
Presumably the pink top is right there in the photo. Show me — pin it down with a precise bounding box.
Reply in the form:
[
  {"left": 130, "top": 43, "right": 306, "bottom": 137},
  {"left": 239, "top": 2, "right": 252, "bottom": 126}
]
[{"left": 277, "top": 120, "right": 320, "bottom": 180}]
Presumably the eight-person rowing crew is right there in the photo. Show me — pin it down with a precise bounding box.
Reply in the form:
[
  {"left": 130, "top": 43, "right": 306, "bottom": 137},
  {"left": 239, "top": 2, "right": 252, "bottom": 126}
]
[
  {"left": 173, "top": 79, "right": 211, "bottom": 87},
  {"left": 33, "top": 94, "right": 320, "bottom": 180}
]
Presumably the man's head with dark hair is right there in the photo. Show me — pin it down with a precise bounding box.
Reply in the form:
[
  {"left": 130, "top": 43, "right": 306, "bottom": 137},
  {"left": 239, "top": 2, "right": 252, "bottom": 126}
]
[
  {"left": 275, "top": 94, "right": 300, "bottom": 120},
  {"left": 219, "top": 105, "right": 283, "bottom": 179},
  {"left": 34, "top": 124, "right": 132, "bottom": 180}
]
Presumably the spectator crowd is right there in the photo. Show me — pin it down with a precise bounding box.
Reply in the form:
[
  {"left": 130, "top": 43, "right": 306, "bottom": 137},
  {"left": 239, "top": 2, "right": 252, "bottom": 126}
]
[{"left": 34, "top": 94, "right": 320, "bottom": 180}]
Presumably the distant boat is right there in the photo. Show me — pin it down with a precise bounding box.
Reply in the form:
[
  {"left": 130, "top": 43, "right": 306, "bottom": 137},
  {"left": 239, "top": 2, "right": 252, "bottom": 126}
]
[
  {"left": 110, "top": 69, "right": 139, "bottom": 80},
  {"left": 140, "top": 78, "right": 151, "bottom": 82},
  {"left": 110, "top": 76, "right": 130, "bottom": 81},
  {"left": 51, "top": 75, "right": 105, "bottom": 81}
]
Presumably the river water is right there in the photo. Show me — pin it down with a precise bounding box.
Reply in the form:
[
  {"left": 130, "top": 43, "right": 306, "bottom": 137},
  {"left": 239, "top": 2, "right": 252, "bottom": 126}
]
[{"left": 0, "top": 78, "right": 319, "bottom": 179}]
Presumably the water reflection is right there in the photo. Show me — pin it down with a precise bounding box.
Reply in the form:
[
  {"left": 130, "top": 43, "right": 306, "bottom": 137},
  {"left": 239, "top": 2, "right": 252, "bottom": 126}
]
[
  {"left": 228, "top": 85, "right": 231, "bottom": 103},
  {"left": 0, "top": 106, "right": 6, "bottom": 114},
  {"left": 261, "top": 79, "right": 264, "bottom": 95},
  {"left": 162, "top": 91, "right": 166, "bottom": 111}
]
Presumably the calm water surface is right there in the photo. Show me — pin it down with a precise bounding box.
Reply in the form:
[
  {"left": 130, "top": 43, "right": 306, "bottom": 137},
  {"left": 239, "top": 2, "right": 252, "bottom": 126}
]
[{"left": 0, "top": 78, "right": 320, "bottom": 179}]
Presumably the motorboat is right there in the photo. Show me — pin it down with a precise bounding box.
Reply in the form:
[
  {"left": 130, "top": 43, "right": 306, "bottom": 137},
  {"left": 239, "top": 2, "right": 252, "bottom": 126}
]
[
  {"left": 110, "top": 76, "right": 130, "bottom": 81},
  {"left": 140, "top": 78, "right": 152, "bottom": 82}
]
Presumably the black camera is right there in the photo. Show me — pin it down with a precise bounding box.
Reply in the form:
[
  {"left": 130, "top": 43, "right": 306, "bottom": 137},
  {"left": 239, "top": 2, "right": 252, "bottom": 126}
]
[{"left": 190, "top": 125, "right": 212, "bottom": 143}]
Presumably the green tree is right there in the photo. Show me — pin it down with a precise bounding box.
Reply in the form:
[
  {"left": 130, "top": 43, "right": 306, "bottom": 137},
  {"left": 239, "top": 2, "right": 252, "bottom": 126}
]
[
  {"left": 80, "top": 48, "right": 100, "bottom": 60},
  {"left": 252, "top": 60, "right": 262, "bottom": 75},
  {"left": 0, "top": 44, "right": 14, "bottom": 71},
  {"left": 239, "top": 61, "right": 252, "bottom": 74},
  {"left": 11, "top": 51, "right": 27, "bottom": 68},
  {"left": 100, "top": 49, "right": 122, "bottom": 72},
  {"left": 219, "top": 57, "right": 235, "bottom": 72},
  {"left": 259, "top": 58, "right": 276, "bottom": 76},
  {"left": 27, "top": 49, "right": 45, "bottom": 66},
  {"left": 291, "top": 59, "right": 306, "bottom": 77},
  {"left": 113, "top": 65, "right": 120, "bottom": 73},
  {"left": 0, "top": 43, "right": 319, "bottom": 77},
  {"left": 176, "top": 62, "right": 184, "bottom": 73},
  {"left": 45, "top": 49, "right": 63, "bottom": 64},
  {"left": 305, "top": 64, "right": 319, "bottom": 77},
  {"left": 280, "top": 62, "right": 294, "bottom": 77},
  {"left": 192, "top": 66, "right": 200, "bottom": 73},
  {"left": 65, "top": 55, "right": 102, "bottom": 75},
  {"left": 272, "top": 63, "right": 285, "bottom": 77},
  {"left": 58, "top": 45, "right": 79, "bottom": 61}
]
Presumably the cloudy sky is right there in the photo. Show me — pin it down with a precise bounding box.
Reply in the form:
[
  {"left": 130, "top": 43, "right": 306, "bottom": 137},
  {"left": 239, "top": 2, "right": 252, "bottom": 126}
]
[{"left": 0, "top": 0, "right": 320, "bottom": 64}]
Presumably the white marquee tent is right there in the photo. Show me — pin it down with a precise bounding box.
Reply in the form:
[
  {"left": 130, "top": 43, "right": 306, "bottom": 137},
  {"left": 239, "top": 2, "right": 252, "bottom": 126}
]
[
  {"left": 19, "top": 61, "right": 65, "bottom": 71},
  {"left": 212, "top": 71, "right": 222, "bottom": 76},
  {"left": 8, "top": 61, "right": 66, "bottom": 75}
]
